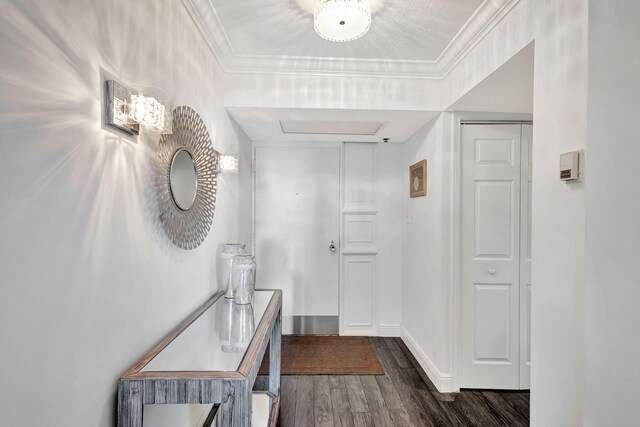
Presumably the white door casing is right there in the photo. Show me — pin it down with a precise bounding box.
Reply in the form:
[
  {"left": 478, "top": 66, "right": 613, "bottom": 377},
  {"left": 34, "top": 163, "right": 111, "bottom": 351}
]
[
  {"left": 460, "top": 124, "right": 524, "bottom": 389},
  {"left": 519, "top": 124, "right": 532, "bottom": 389},
  {"left": 254, "top": 144, "right": 340, "bottom": 333}
]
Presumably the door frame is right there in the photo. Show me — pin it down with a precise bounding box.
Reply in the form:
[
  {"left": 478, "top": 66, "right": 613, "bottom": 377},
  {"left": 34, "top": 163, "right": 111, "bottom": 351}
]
[
  {"left": 251, "top": 140, "right": 344, "bottom": 332},
  {"left": 450, "top": 112, "right": 533, "bottom": 391}
]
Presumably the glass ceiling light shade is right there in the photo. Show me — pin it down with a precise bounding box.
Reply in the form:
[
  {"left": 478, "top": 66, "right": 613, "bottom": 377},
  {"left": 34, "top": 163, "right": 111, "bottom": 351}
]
[{"left": 314, "top": 0, "right": 371, "bottom": 42}]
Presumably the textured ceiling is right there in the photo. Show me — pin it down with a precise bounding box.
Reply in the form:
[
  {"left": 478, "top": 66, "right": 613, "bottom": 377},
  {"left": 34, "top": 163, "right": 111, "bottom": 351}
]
[{"left": 208, "top": 0, "right": 484, "bottom": 61}]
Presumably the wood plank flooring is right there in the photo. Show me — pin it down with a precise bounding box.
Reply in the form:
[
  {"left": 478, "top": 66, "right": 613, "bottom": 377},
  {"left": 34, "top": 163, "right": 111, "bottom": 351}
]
[{"left": 254, "top": 337, "right": 530, "bottom": 427}]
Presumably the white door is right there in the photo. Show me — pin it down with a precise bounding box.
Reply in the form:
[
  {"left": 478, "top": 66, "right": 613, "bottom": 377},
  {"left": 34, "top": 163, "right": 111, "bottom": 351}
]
[
  {"left": 254, "top": 144, "right": 340, "bottom": 334},
  {"left": 340, "top": 142, "right": 379, "bottom": 336},
  {"left": 460, "top": 124, "right": 530, "bottom": 389}
]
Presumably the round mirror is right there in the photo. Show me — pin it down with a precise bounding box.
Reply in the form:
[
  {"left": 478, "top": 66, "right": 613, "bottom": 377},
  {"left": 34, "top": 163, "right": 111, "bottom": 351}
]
[{"left": 169, "top": 149, "right": 198, "bottom": 211}]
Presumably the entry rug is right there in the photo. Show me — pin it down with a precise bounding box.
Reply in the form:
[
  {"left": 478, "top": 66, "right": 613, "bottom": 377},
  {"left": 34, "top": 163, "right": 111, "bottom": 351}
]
[{"left": 259, "top": 335, "right": 384, "bottom": 375}]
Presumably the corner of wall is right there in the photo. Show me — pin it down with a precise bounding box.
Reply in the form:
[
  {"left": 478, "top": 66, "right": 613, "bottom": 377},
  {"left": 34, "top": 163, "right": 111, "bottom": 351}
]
[
  {"left": 399, "top": 113, "right": 456, "bottom": 393},
  {"left": 400, "top": 326, "right": 454, "bottom": 392}
]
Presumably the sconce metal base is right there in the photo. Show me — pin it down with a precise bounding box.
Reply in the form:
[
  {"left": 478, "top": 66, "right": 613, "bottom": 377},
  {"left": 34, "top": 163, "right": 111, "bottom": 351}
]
[{"left": 105, "top": 80, "right": 139, "bottom": 135}]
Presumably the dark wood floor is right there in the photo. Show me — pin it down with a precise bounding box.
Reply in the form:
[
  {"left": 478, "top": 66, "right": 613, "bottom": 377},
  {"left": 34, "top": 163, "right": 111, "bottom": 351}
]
[{"left": 254, "top": 337, "right": 529, "bottom": 427}]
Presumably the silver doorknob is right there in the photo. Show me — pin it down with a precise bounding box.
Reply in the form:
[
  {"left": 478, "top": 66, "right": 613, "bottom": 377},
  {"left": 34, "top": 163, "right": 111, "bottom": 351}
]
[
  {"left": 329, "top": 240, "right": 336, "bottom": 252},
  {"left": 488, "top": 269, "right": 496, "bottom": 275}
]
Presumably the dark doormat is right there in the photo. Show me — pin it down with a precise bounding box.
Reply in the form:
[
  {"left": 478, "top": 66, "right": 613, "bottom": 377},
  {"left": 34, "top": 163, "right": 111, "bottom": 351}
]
[{"left": 259, "top": 335, "right": 384, "bottom": 375}]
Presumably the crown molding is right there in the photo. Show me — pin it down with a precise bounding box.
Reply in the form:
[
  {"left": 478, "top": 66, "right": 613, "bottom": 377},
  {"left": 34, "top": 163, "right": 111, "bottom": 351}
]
[{"left": 182, "top": 0, "right": 520, "bottom": 80}]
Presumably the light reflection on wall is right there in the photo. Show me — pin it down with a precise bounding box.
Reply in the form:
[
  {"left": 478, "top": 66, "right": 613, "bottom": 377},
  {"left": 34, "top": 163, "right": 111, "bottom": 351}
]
[{"left": 0, "top": 1, "right": 251, "bottom": 426}]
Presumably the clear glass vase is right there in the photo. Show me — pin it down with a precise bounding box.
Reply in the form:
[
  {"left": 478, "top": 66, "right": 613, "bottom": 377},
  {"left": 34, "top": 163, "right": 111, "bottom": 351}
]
[
  {"left": 221, "top": 243, "right": 246, "bottom": 299},
  {"left": 220, "top": 299, "right": 255, "bottom": 353},
  {"left": 231, "top": 254, "right": 256, "bottom": 305}
]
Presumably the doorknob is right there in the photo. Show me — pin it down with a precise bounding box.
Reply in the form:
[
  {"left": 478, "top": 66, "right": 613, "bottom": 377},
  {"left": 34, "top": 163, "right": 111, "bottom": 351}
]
[
  {"left": 488, "top": 269, "right": 496, "bottom": 275},
  {"left": 329, "top": 240, "right": 337, "bottom": 252}
]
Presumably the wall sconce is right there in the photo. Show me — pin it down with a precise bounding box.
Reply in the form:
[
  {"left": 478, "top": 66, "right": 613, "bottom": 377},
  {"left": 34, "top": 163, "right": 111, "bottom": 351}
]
[
  {"left": 105, "top": 80, "right": 172, "bottom": 135},
  {"left": 217, "top": 153, "right": 239, "bottom": 174}
]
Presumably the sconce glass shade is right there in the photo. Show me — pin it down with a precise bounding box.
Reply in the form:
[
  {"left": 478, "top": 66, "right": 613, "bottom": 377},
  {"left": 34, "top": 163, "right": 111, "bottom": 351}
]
[
  {"left": 219, "top": 153, "right": 239, "bottom": 174},
  {"left": 104, "top": 80, "right": 173, "bottom": 135},
  {"left": 127, "top": 94, "right": 172, "bottom": 134},
  {"left": 112, "top": 97, "right": 129, "bottom": 128}
]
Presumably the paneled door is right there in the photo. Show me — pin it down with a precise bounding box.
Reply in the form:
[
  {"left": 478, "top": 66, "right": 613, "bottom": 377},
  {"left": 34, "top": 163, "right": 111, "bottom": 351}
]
[
  {"left": 459, "top": 124, "right": 531, "bottom": 389},
  {"left": 254, "top": 144, "right": 340, "bottom": 335},
  {"left": 340, "top": 142, "right": 378, "bottom": 336}
]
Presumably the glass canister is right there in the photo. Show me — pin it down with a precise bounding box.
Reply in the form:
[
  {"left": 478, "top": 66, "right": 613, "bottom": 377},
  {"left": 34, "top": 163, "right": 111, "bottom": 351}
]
[
  {"left": 221, "top": 243, "right": 246, "bottom": 299},
  {"left": 220, "top": 299, "right": 255, "bottom": 353},
  {"left": 231, "top": 254, "right": 256, "bottom": 305}
]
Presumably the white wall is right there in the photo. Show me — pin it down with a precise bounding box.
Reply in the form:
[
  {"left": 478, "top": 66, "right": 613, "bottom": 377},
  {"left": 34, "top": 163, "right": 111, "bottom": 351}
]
[
  {"left": 0, "top": 1, "right": 252, "bottom": 426},
  {"left": 447, "top": 43, "right": 534, "bottom": 114},
  {"left": 225, "top": 73, "right": 443, "bottom": 112},
  {"left": 528, "top": 3, "right": 588, "bottom": 425},
  {"left": 441, "top": 0, "right": 534, "bottom": 109},
  {"left": 408, "top": 0, "right": 589, "bottom": 424},
  {"left": 394, "top": 0, "right": 590, "bottom": 424},
  {"left": 252, "top": 141, "right": 404, "bottom": 335},
  {"left": 400, "top": 113, "right": 455, "bottom": 390},
  {"left": 583, "top": 1, "right": 640, "bottom": 425}
]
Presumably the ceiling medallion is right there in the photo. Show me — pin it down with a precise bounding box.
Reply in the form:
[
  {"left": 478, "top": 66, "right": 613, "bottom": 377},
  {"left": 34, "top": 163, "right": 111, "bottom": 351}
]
[{"left": 314, "top": 0, "right": 371, "bottom": 42}]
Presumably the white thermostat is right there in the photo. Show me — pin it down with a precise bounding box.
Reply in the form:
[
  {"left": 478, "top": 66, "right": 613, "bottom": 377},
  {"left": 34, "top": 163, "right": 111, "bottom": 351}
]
[{"left": 560, "top": 150, "right": 583, "bottom": 182}]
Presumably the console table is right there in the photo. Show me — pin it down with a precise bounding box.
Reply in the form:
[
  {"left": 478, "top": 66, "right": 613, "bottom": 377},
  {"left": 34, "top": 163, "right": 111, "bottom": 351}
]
[{"left": 117, "top": 289, "right": 282, "bottom": 427}]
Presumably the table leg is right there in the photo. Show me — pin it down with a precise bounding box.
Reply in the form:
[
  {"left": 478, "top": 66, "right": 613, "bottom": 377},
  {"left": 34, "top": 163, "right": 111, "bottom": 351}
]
[
  {"left": 269, "top": 309, "right": 281, "bottom": 396},
  {"left": 221, "top": 380, "right": 252, "bottom": 427},
  {"left": 117, "top": 380, "right": 143, "bottom": 427}
]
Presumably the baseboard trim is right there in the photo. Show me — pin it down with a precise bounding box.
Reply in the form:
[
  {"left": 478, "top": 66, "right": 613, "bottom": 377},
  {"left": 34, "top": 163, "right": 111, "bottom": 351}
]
[
  {"left": 378, "top": 324, "right": 401, "bottom": 337},
  {"left": 340, "top": 329, "right": 377, "bottom": 337},
  {"left": 400, "top": 326, "right": 454, "bottom": 393}
]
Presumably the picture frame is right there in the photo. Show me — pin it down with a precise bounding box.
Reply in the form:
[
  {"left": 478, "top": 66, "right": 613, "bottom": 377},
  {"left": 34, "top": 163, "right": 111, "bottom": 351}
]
[{"left": 409, "top": 159, "right": 427, "bottom": 198}]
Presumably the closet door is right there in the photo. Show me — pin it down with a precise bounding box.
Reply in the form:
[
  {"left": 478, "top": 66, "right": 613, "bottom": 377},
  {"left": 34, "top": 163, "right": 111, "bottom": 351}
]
[{"left": 460, "top": 124, "right": 522, "bottom": 389}]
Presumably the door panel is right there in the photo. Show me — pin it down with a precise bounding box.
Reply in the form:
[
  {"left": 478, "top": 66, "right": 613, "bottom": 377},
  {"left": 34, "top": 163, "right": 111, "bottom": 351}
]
[
  {"left": 254, "top": 145, "right": 340, "bottom": 334},
  {"left": 474, "top": 138, "right": 515, "bottom": 165},
  {"left": 344, "top": 143, "right": 376, "bottom": 210},
  {"left": 342, "top": 255, "right": 376, "bottom": 330},
  {"left": 473, "top": 283, "right": 513, "bottom": 362},
  {"left": 474, "top": 180, "right": 514, "bottom": 258},
  {"left": 460, "top": 124, "right": 522, "bottom": 389}
]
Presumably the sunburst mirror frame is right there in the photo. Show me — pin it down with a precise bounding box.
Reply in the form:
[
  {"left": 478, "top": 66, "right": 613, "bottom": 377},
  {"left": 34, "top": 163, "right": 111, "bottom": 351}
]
[{"left": 156, "top": 106, "right": 218, "bottom": 250}]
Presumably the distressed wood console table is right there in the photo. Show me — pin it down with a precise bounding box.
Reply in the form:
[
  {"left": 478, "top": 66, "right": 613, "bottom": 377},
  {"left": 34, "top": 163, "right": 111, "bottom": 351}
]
[{"left": 117, "top": 290, "right": 282, "bottom": 427}]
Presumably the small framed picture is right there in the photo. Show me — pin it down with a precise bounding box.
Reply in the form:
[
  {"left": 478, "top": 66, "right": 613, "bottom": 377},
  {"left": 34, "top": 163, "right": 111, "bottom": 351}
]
[{"left": 409, "top": 160, "right": 427, "bottom": 198}]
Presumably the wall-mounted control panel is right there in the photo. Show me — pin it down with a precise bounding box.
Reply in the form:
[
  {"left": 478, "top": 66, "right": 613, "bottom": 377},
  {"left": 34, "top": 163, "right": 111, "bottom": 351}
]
[{"left": 560, "top": 150, "right": 583, "bottom": 182}]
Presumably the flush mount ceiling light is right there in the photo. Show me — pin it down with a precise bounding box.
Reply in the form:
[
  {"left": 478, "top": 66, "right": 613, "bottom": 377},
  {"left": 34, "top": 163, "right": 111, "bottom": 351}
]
[{"left": 314, "top": 0, "right": 371, "bottom": 42}]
